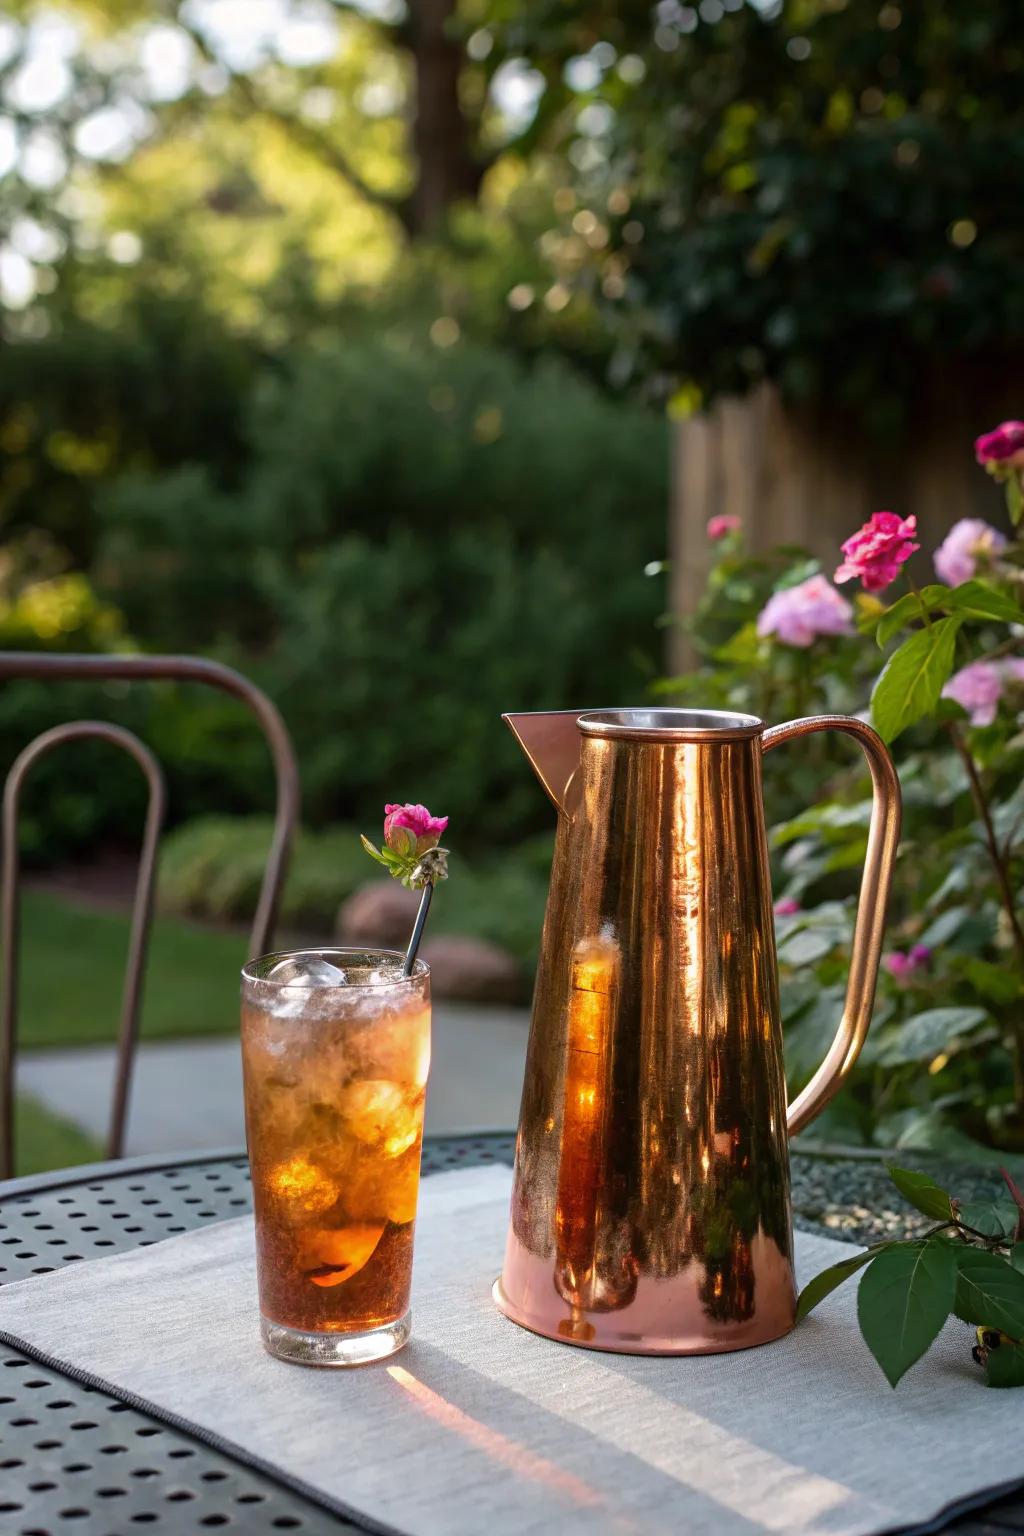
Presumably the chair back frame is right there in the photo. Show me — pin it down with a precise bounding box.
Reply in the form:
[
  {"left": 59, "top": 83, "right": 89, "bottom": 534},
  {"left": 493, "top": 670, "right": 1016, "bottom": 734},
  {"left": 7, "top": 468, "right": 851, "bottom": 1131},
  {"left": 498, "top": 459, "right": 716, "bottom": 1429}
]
[{"left": 0, "top": 653, "right": 300, "bottom": 1178}]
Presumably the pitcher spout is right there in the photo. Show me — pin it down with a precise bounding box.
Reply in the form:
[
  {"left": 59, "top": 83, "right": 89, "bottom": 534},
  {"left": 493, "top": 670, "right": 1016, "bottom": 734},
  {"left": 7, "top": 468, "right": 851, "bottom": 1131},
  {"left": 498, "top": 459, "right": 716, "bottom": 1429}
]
[{"left": 502, "top": 711, "right": 586, "bottom": 816}]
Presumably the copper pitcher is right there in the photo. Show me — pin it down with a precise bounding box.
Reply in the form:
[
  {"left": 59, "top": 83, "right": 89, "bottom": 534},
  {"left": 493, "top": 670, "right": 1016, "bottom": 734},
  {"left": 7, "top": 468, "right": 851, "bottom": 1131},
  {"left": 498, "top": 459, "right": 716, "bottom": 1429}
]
[{"left": 493, "top": 708, "right": 901, "bottom": 1355}]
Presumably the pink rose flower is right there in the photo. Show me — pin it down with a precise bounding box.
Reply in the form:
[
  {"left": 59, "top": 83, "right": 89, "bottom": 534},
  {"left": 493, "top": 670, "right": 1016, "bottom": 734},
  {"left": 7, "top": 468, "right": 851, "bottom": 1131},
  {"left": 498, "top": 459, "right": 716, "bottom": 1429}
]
[
  {"left": 707, "top": 514, "right": 741, "bottom": 540},
  {"left": 834, "top": 511, "right": 920, "bottom": 593},
  {"left": 941, "top": 659, "right": 1006, "bottom": 727},
  {"left": 975, "top": 421, "right": 1024, "bottom": 467},
  {"left": 933, "top": 518, "right": 1007, "bottom": 587},
  {"left": 884, "top": 945, "right": 931, "bottom": 983},
  {"left": 756, "top": 574, "right": 854, "bottom": 648},
  {"left": 384, "top": 802, "right": 448, "bottom": 856},
  {"left": 773, "top": 898, "right": 801, "bottom": 916}
]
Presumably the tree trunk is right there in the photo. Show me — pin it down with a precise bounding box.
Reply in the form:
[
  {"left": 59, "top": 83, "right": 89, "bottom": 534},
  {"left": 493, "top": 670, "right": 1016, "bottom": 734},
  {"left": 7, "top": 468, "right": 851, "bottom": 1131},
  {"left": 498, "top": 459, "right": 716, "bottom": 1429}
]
[{"left": 403, "top": 0, "right": 483, "bottom": 238}]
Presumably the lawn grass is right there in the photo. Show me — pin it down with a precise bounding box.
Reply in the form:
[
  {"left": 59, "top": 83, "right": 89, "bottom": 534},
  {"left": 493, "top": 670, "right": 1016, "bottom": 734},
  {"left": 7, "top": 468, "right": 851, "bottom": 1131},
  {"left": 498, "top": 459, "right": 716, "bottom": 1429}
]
[
  {"left": 15, "top": 888, "right": 243, "bottom": 1049},
  {"left": 5, "top": 891, "right": 240, "bottom": 1176},
  {"left": 16, "top": 1094, "right": 103, "bottom": 1175}
]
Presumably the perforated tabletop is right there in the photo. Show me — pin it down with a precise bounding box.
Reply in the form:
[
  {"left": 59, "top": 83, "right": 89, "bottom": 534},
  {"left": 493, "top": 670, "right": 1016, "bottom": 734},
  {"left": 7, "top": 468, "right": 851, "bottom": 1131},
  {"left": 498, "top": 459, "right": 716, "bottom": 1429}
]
[{"left": 0, "top": 1138, "right": 1019, "bottom": 1536}]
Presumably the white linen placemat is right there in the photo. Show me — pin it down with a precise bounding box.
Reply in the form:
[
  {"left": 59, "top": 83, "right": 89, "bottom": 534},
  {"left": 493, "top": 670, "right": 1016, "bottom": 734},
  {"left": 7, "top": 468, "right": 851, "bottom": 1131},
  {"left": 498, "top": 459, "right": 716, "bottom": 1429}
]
[{"left": 0, "top": 1164, "right": 1018, "bottom": 1536}]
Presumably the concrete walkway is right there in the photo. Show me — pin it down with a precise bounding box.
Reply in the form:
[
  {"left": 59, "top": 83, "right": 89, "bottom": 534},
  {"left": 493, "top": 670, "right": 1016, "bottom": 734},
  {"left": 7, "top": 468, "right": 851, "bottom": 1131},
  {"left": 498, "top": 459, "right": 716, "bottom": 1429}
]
[{"left": 18, "top": 1002, "right": 530, "bottom": 1156}]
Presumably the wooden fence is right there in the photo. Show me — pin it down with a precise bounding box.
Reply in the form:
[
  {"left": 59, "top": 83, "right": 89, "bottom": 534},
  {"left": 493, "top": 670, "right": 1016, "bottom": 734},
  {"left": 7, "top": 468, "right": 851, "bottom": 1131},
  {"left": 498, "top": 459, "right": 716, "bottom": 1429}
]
[{"left": 667, "top": 374, "right": 1018, "bottom": 672}]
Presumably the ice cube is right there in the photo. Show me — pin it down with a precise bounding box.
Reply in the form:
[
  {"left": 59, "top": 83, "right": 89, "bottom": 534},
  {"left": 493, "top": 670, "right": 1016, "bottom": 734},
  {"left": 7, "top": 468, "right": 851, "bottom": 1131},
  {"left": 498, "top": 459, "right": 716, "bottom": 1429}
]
[
  {"left": 265, "top": 955, "right": 347, "bottom": 1019},
  {"left": 266, "top": 1156, "right": 339, "bottom": 1219},
  {"left": 266, "top": 956, "right": 348, "bottom": 988},
  {"left": 339, "top": 1080, "right": 422, "bottom": 1157}
]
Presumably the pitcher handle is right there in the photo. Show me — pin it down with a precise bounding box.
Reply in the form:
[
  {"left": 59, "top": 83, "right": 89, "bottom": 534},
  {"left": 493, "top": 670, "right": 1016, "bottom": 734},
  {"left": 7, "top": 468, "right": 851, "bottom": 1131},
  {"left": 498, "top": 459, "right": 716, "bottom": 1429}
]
[{"left": 762, "top": 714, "right": 902, "bottom": 1137}]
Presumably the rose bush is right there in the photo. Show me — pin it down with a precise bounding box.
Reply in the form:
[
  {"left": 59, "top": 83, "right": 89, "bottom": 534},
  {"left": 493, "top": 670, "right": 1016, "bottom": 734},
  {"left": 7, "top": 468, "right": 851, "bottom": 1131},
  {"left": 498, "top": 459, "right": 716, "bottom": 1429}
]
[{"left": 658, "top": 427, "right": 1024, "bottom": 1159}]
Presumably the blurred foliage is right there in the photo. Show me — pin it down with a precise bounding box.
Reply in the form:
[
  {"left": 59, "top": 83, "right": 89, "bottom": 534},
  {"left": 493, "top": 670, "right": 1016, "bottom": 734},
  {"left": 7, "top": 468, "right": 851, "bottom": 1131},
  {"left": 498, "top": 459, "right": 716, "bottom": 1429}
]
[
  {"left": 158, "top": 817, "right": 372, "bottom": 931},
  {"left": 93, "top": 337, "right": 665, "bottom": 837},
  {"left": 665, "top": 498, "right": 1024, "bottom": 1156},
  {"left": 488, "top": 1, "right": 1024, "bottom": 425}
]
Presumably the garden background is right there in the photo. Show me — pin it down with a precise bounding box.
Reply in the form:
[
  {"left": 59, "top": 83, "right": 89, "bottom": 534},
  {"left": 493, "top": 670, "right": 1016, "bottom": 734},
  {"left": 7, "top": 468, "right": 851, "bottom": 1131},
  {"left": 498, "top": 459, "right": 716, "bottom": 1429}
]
[{"left": 2, "top": 0, "right": 1023, "bottom": 1172}]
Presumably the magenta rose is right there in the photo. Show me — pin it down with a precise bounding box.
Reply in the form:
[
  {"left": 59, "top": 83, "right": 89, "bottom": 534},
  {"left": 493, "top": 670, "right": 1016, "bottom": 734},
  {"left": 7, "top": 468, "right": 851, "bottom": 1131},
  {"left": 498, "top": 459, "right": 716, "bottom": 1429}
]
[
  {"left": 834, "top": 511, "right": 920, "bottom": 593},
  {"left": 884, "top": 945, "right": 931, "bottom": 983},
  {"left": 933, "top": 518, "right": 1007, "bottom": 587},
  {"left": 756, "top": 574, "right": 854, "bottom": 648},
  {"left": 707, "top": 514, "right": 741, "bottom": 540},
  {"left": 773, "top": 898, "right": 801, "bottom": 916},
  {"left": 384, "top": 802, "right": 449, "bottom": 857},
  {"left": 975, "top": 421, "right": 1024, "bottom": 467}
]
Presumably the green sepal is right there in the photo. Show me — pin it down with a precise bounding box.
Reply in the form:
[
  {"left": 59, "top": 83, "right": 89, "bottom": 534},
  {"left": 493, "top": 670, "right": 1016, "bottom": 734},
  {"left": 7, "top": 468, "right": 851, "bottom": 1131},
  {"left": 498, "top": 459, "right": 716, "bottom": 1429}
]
[{"left": 360, "top": 835, "right": 389, "bottom": 867}]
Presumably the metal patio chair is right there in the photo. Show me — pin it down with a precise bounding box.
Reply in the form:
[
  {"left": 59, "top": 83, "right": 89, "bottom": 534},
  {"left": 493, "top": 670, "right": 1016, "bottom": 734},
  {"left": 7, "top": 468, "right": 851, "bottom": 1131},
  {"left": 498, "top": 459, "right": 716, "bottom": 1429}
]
[{"left": 0, "top": 653, "right": 300, "bottom": 1179}]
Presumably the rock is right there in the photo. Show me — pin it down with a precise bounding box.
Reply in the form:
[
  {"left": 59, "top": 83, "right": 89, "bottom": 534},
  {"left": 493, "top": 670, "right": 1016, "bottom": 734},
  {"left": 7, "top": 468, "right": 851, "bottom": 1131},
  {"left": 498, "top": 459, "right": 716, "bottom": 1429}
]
[
  {"left": 336, "top": 880, "right": 420, "bottom": 948},
  {"left": 419, "top": 935, "right": 523, "bottom": 1004},
  {"left": 336, "top": 883, "right": 525, "bottom": 1002}
]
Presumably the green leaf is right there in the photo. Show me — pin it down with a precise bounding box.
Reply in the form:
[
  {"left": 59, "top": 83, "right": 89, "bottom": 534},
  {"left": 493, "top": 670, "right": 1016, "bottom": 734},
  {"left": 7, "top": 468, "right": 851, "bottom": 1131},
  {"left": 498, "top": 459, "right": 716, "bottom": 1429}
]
[
  {"left": 870, "top": 617, "right": 963, "bottom": 743},
  {"left": 1010, "top": 1244, "right": 1024, "bottom": 1275},
  {"left": 917, "top": 906, "right": 969, "bottom": 948},
  {"left": 887, "top": 1165, "right": 953, "bottom": 1222},
  {"left": 857, "top": 1239, "right": 957, "bottom": 1387},
  {"left": 870, "top": 580, "right": 1019, "bottom": 648},
  {"left": 956, "top": 1201, "right": 1021, "bottom": 1241},
  {"left": 874, "top": 1007, "right": 988, "bottom": 1067},
  {"left": 960, "top": 958, "right": 1021, "bottom": 1005},
  {"left": 945, "top": 580, "right": 1024, "bottom": 626},
  {"left": 797, "top": 1245, "right": 891, "bottom": 1320},
  {"left": 986, "top": 1339, "right": 1024, "bottom": 1387},
  {"left": 776, "top": 929, "right": 836, "bottom": 967},
  {"left": 1007, "top": 474, "right": 1024, "bottom": 528},
  {"left": 876, "top": 585, "right": 951, "bottom": 648},
  {"left": 953, "top": 1246, "right": 1024, "bottom": 1337}
]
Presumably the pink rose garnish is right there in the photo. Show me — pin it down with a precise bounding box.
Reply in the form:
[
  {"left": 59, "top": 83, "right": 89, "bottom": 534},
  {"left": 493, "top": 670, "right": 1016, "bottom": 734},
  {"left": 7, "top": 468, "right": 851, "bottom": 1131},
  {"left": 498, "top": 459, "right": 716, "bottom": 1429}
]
[
  {"left": 707, "top": 514, "right": 741, "bottom": 540},
  {"left": 834, "top": 511, "right": 920, "bottom": 593},
  {"left": 384, "top": 802, "right": 448, "bottom": 856},
  {"left": 774, "top": 898, "right": 801, "bottom": 916},
  {"left": 933, "top": 518, "right": 1007, "bottom": 587},
  {"left": 756, "top": 574, "right": 854, "bottom": 648},
  {"left": 975, "top": 421, "right": 1024, "bottom": 467}
]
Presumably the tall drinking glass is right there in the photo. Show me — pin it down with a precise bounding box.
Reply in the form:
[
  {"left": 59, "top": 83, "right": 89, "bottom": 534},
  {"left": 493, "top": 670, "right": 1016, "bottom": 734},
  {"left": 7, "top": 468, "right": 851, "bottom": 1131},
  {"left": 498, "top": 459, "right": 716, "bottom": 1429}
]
[{"left": 241, "top": 948, "right": 431, "bottom": 1366}]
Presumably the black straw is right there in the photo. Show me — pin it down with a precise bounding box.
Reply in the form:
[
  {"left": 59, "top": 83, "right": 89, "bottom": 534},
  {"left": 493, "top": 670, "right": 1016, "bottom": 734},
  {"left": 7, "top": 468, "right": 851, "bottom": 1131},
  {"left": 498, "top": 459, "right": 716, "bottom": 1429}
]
[{"left": 403, "top": 882, "right": 433, "bottom": 976}]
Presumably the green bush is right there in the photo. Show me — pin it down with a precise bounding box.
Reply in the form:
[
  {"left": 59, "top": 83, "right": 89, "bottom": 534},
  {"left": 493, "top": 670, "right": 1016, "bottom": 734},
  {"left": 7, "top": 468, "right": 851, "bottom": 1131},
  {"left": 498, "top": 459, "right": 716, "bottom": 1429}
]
[
  {"left": 98, "top": 337, "right": 667, "bottom": 841},
  {"left": 158, "top": 814, "right": 552, "bottom": 966},
  {"left": 159, "top": 817, "right": 370, "bottom": 930}
]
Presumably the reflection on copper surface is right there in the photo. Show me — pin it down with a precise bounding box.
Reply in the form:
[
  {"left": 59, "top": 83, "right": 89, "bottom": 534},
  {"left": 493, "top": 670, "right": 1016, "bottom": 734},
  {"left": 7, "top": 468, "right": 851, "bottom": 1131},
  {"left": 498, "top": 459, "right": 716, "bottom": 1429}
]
[
  {"left": 554, "top": 934, "right": 638, "bottom": 1327},
  {"left": 386, "top": 1365, "right": 604, "bottom": 1510},
  {"left": 495, "top": 708, "right": 900, "bottom": 1355}
]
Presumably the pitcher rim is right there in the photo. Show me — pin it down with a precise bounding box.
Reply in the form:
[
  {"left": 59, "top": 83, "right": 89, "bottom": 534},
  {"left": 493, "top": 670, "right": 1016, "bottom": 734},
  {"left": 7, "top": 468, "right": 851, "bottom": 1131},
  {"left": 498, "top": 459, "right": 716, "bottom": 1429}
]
[{"left": 578, "top": 708, "right": 764, "bottom": 742}]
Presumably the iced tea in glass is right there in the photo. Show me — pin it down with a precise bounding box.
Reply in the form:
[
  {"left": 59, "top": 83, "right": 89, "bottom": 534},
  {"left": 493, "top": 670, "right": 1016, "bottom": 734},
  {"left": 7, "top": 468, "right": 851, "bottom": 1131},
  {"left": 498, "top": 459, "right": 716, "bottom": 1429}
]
[{"left": 241, "top": 948, "right": 430, "bottom": 1366}]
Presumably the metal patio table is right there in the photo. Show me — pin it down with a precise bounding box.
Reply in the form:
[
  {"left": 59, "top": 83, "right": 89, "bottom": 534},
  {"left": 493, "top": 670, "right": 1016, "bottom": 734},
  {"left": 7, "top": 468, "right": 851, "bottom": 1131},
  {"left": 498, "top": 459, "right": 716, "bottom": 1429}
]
[{"left": 0, "top": 1134, "right": 1019, "bottom": 1536}]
